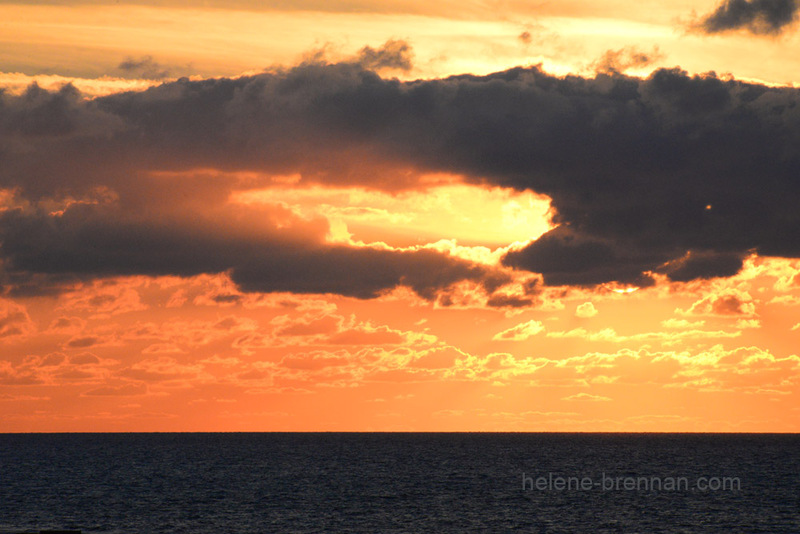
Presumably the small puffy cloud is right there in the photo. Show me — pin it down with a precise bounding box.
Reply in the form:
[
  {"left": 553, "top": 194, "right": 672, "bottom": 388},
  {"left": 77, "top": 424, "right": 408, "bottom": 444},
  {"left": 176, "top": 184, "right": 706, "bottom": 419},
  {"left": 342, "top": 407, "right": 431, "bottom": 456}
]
[
  {"left": 486, "top": 293, "right": 536, "bottom": 309},
  {"left": 591, "top": 46, "right": 664, "bottom": 75},
  {"left": 47, "top": 316, "right": 86, "bottom": 334},
  {"left": 546, "top": 327, "right": 741, "bottom": 344},
  {"left": 142, "top": 343, "right": 185, "bottom": 354},
  {"left": 575, "top": 302, "right": 598, "bottom": 318},
  {"left": 694, "top": 0, "right": 799, "bottom": 35},
  {"left": 303, "top": 39, "right": 413, "bottom": 72},
  {"left": 269, "top": 311, "right": 436, "bottom": 347},
  {"left": 69, "top": 352, "right": 101, "bottom": 365},
  {"left": 117, "top": 56, "right": 173, "bottom": 80},
  {"left": 0, "top": 360, "right": 43, "bottom": 385},
  {"left": 492, "top": 320, "right": 545, "bottom": 341},
  {"left": 63, "top": 334, "right": 119, "bottom": 350},
  {"left": 768, "top": 295, "right": 800, "bottom": 306},
  {"left": 679, "top": 290, "right": 757, "bottom": 316},
  {"left": 0, "top": 299, "right": 35, "bottom": 338},
  {"left": 590, "top": 375, "right": 618, "bottom": 384},
  {"left": 356, "top": 39, "right": 413, "bottom": 71},
  {"left": 82, "top": 383, "right": 148, "bottom": 396},
  {"left": 661, "top": 318, "right": 706, "bottom": 328},
  {"left": 120, "top": 356, "right": 207, "bottom": 384},
  {"left": 562, "top": 392, "right": 611, "bottom": 402},
  {"left": 58, "top": 281, "right": 147, "bottom": 317}
]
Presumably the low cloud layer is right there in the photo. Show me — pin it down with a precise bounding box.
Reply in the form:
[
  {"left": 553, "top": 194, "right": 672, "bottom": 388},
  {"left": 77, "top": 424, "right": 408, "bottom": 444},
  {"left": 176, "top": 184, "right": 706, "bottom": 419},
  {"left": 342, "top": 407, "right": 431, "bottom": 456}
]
[
  {"left": 3, "top": 57, "right": 800, "bottom": 294},
  {"left": 0, "top": 202, "right": 501, "bottom": 300},
  {"left": 696, "top": 0, "right": 799, "bottom": 35}
]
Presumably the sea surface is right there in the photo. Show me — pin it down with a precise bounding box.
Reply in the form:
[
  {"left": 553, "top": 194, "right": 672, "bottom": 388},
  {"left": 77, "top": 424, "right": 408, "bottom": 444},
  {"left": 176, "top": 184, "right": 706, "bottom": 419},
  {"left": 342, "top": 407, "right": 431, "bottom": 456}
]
[{"left": 0, "top": 433, "right": 798, "bottom": 533}]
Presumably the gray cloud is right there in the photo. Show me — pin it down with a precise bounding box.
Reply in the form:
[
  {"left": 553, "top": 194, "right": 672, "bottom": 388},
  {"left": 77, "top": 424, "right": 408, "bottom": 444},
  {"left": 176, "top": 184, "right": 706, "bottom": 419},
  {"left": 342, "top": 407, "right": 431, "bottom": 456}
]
[
  {"left": 696, "top": 0, "right": 799, "bottom": 35},
  {"left": 3, "top": 61, "right": 800, "bottom": 291},
  {"left": 356, "top": 39, "right": 413, "bottom": 71},
  {"left": 117, "top": 56, "right": 172, "bottom": 80},
  {"left": 0, "top": 202, "right": 501, "bottom": 300},
  {"left": 502, "top": 227, "right": 661, "bottom": 287}
]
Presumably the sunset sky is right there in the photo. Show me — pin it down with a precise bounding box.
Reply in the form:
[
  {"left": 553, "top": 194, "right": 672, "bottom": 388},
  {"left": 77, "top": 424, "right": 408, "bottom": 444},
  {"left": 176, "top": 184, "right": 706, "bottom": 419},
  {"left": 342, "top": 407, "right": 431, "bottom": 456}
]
[{"left": 1, "top": 0, "right": 800, "bottom": 432}]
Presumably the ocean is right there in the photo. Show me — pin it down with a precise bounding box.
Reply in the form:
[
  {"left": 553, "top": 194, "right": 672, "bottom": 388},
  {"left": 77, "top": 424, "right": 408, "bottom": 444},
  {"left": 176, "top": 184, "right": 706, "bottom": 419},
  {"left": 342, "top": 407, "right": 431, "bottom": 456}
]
[{"left": 0, "top": 433, "right": 797, "bottom": 533}]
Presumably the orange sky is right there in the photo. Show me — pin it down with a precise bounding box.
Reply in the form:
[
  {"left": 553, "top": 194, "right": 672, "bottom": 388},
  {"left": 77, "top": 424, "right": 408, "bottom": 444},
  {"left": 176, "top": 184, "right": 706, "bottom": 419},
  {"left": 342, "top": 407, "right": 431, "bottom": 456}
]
[{"left": 1, "top": 0, "right": 799, "bottom": 432}]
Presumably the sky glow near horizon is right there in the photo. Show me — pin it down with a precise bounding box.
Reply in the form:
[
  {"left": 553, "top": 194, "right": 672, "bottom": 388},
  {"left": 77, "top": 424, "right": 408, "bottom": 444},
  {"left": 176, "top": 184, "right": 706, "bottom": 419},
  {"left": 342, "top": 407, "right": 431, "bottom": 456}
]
[{"left": 1, "top": 0, "right": 799, "bottom": 431}]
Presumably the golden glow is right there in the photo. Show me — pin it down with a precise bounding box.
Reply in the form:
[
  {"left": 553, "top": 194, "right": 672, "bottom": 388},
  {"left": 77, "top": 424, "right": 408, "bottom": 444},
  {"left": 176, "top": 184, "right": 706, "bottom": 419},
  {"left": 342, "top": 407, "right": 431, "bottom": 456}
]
[
  {"left": 3, "top": 1, "right": 800, "bottom": 85},
  {"left": 0, "top": 72, "right": 158, "bottom": 97},
  {"left": 612, "top": 287, "right": 640, "bottom": 294},
  {"left": 231, "top": 181, "right": 554, "bottom": 248},
  {"left": 1, "top": 1, "right": 800, "bottom": 432}
]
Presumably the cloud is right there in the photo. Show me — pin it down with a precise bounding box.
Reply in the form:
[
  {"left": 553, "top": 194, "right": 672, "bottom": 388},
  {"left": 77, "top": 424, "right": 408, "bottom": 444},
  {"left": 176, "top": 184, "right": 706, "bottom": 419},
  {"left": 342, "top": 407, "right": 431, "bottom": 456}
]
[
  {"left": 355, "top": 39, "right": 413, "bottom": 71},
  {"left": 119, "top": 356, "right": 208, "bottom": 384},
  {"left": 301, "top": 39, "right": 413, "bottom": 72},
  {"left": 575, "top": 302, "right": 598, "bottom": 318},
  {"left": 0, "top": 394, "right": 50, "bottom": 401},
  {"left": 0, "top": 200, "right": 501, "bottom": 301},
  {"left": 65, "top": 335, "right": 102, "bottom": 349},
  {"left": 546, "top": 327, "right": 742, "bottom": 344},
  {"left": 591, "top": 46, "right": 664, "bottom": 75},
  {"left": 82, "top": 383, "right": 148, "bottom": 396},
  {"left": 231, "top": 245, "right": 504, "bottom": 300},
  {"left": 268, "top": 311, "right": 436, "bottom": 346},
  {"left": 562, "top": 392, "right": 611, "bottom": 402},
  {"left": 0, "top": 360, "right": 43, "bottom": 385},
  {"left": 3, "top": 61, "right": 800, "bottom": 292},
  {"left": 486, "top": 293, "right": 537, "bottom": 308},
  {"left": 679, "top": 289, "right": 757, "bottom": 316},
  {"left": 658, "top": 250, "right": 745, "bottom": 282},
  {"left": 0, "top": 298, "right": 34, "bottom": 338},
  {"left": 47, "top": 316, "right": 86, "bottom": 334},
  {"left": 117, "top": 56, "right": 173, "bottom": 80},
  {"left": 502, "top": 227, "right": 658, "bottom": 287},
  {"left": 695, "top": 0, "right": 799, "bottom": 35},
  {"left": 492, "top": 319, "right": 545, "bottom": 341},
  {"left": 661, "top": 318, "right": 705, "bottom": 328},
  {"left": 57, "top": 281, "right": 147, "bottom": 317}
]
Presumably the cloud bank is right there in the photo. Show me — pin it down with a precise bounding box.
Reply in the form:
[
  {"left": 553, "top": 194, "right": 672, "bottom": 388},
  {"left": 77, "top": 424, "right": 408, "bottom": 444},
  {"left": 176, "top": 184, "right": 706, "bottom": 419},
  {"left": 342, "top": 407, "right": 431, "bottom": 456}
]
[{"left": 3, "top": 56, "right": 800, "bottom": 297}]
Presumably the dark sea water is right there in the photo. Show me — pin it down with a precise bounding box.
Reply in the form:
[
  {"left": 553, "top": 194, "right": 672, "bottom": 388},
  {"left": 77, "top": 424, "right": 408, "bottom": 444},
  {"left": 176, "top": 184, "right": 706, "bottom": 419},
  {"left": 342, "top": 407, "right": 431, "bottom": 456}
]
[{"left": 0, "top": 433, "right": 798, "bottom": 533}]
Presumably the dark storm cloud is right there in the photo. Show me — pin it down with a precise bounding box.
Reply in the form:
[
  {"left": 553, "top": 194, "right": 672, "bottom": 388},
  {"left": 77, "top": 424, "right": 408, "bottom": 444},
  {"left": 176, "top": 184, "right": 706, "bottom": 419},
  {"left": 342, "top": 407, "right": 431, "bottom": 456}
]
[
  {"left": 233, "top": 246, "right": 503, "bottom": 299},
  {"left": 502, "top": 227, "right": 660, "bottom": 287},
  {"left": 0, "top": 203, "right": 502, "bottom": 300},
  {"left": 696, "top": 0, "right": 799, "bottom": 35},
  {"left": 657, "top": 250, "right": 746, "bottom": 282},
  {"left": 3, "top": 60, "right": 800, "bottom": 289}
]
